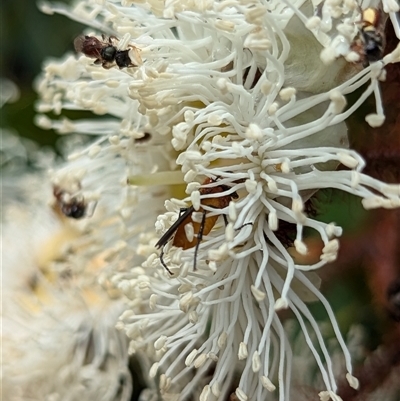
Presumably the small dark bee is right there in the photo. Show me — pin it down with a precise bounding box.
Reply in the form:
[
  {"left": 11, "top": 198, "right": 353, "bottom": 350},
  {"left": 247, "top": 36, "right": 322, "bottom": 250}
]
[
  {"left": 53, "top": 185, "right": 87, "bottom": 219},
  {"left": 155, "top": 177, "right": 240, "bottom": 274},
  {"left": 352, "top": 7, "right": 386, "bottom": 65},
  {"left": 74, "top": 35, "right": 137, "bottom": 69}
]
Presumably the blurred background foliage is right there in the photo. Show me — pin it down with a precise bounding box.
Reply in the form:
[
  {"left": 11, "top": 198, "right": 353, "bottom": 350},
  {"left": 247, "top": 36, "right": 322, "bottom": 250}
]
[
  {"left": 1, "top": 0, "right": 82, "bottom": 147},
  {"left": 1, "top": 1, "right": 399, "bottom": 399}
]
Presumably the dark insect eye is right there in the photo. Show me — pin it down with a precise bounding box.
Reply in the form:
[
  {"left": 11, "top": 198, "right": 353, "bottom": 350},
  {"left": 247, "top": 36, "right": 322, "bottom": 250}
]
[
  {"left": 101, "top": 46, "right": 116, "bottom": 61},
  {"left": 62, "top": 203, "right": 86, "bottom": 219}
]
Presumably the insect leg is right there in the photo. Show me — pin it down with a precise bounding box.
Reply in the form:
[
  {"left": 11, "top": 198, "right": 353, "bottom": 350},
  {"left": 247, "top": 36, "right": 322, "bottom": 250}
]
[
  {"left": 236, "top": 222, "right": 253, "bottom": 230},
  {"left": 159, "top": 246, "right": 173, "bottom": 275},
  {"left": 193, "top": 210, "right": 207, "bottom": 271},
  {"left": 224, "top": 214, "right": 253, "bottom": 231}
]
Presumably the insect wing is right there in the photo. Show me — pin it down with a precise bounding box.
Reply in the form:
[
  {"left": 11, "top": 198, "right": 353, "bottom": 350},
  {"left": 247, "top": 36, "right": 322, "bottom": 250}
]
[
  {"left": 155, "top": 207, "right": 194, "bottom": 249},
  {"left": 74, "top": 35, "right": 86, "bottom": 53}
]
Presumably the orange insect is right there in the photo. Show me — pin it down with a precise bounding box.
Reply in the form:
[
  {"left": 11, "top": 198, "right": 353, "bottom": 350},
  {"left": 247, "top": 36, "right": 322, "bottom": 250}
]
[{"left": 155, "top": 177, "right": 239, "bottom": 274}]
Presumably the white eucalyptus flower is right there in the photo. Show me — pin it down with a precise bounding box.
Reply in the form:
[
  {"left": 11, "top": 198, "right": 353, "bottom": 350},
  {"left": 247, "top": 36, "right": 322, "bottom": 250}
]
[
  {"left": 33, "top": 1, "right": 400, "bottom": 401},
  {"left": 1, "top": 96, "right": 133, "bottom": 400},
  {"left": 1, "top": 160, "right": 134, "bottom": 401}
]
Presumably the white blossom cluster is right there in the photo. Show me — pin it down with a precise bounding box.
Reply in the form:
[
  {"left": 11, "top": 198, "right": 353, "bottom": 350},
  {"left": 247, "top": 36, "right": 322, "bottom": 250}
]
[
  {"left": 24, "top": 0, "right": 400, "bottom": 400},
  {"left": 1, "top": 82, "right": 133, "bottom": 401}
]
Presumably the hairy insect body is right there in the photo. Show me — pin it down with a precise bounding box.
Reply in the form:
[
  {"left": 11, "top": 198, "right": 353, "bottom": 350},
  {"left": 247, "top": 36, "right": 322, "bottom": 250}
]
[
  {"left": 351, "top": 7, "right": 386, "bottom": 65},
  {"left": 53, "top": 185, "right": 87, "bottom": 219},
  {"left": 74, "top": 35, "right": 138, "bottom": 69}
]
